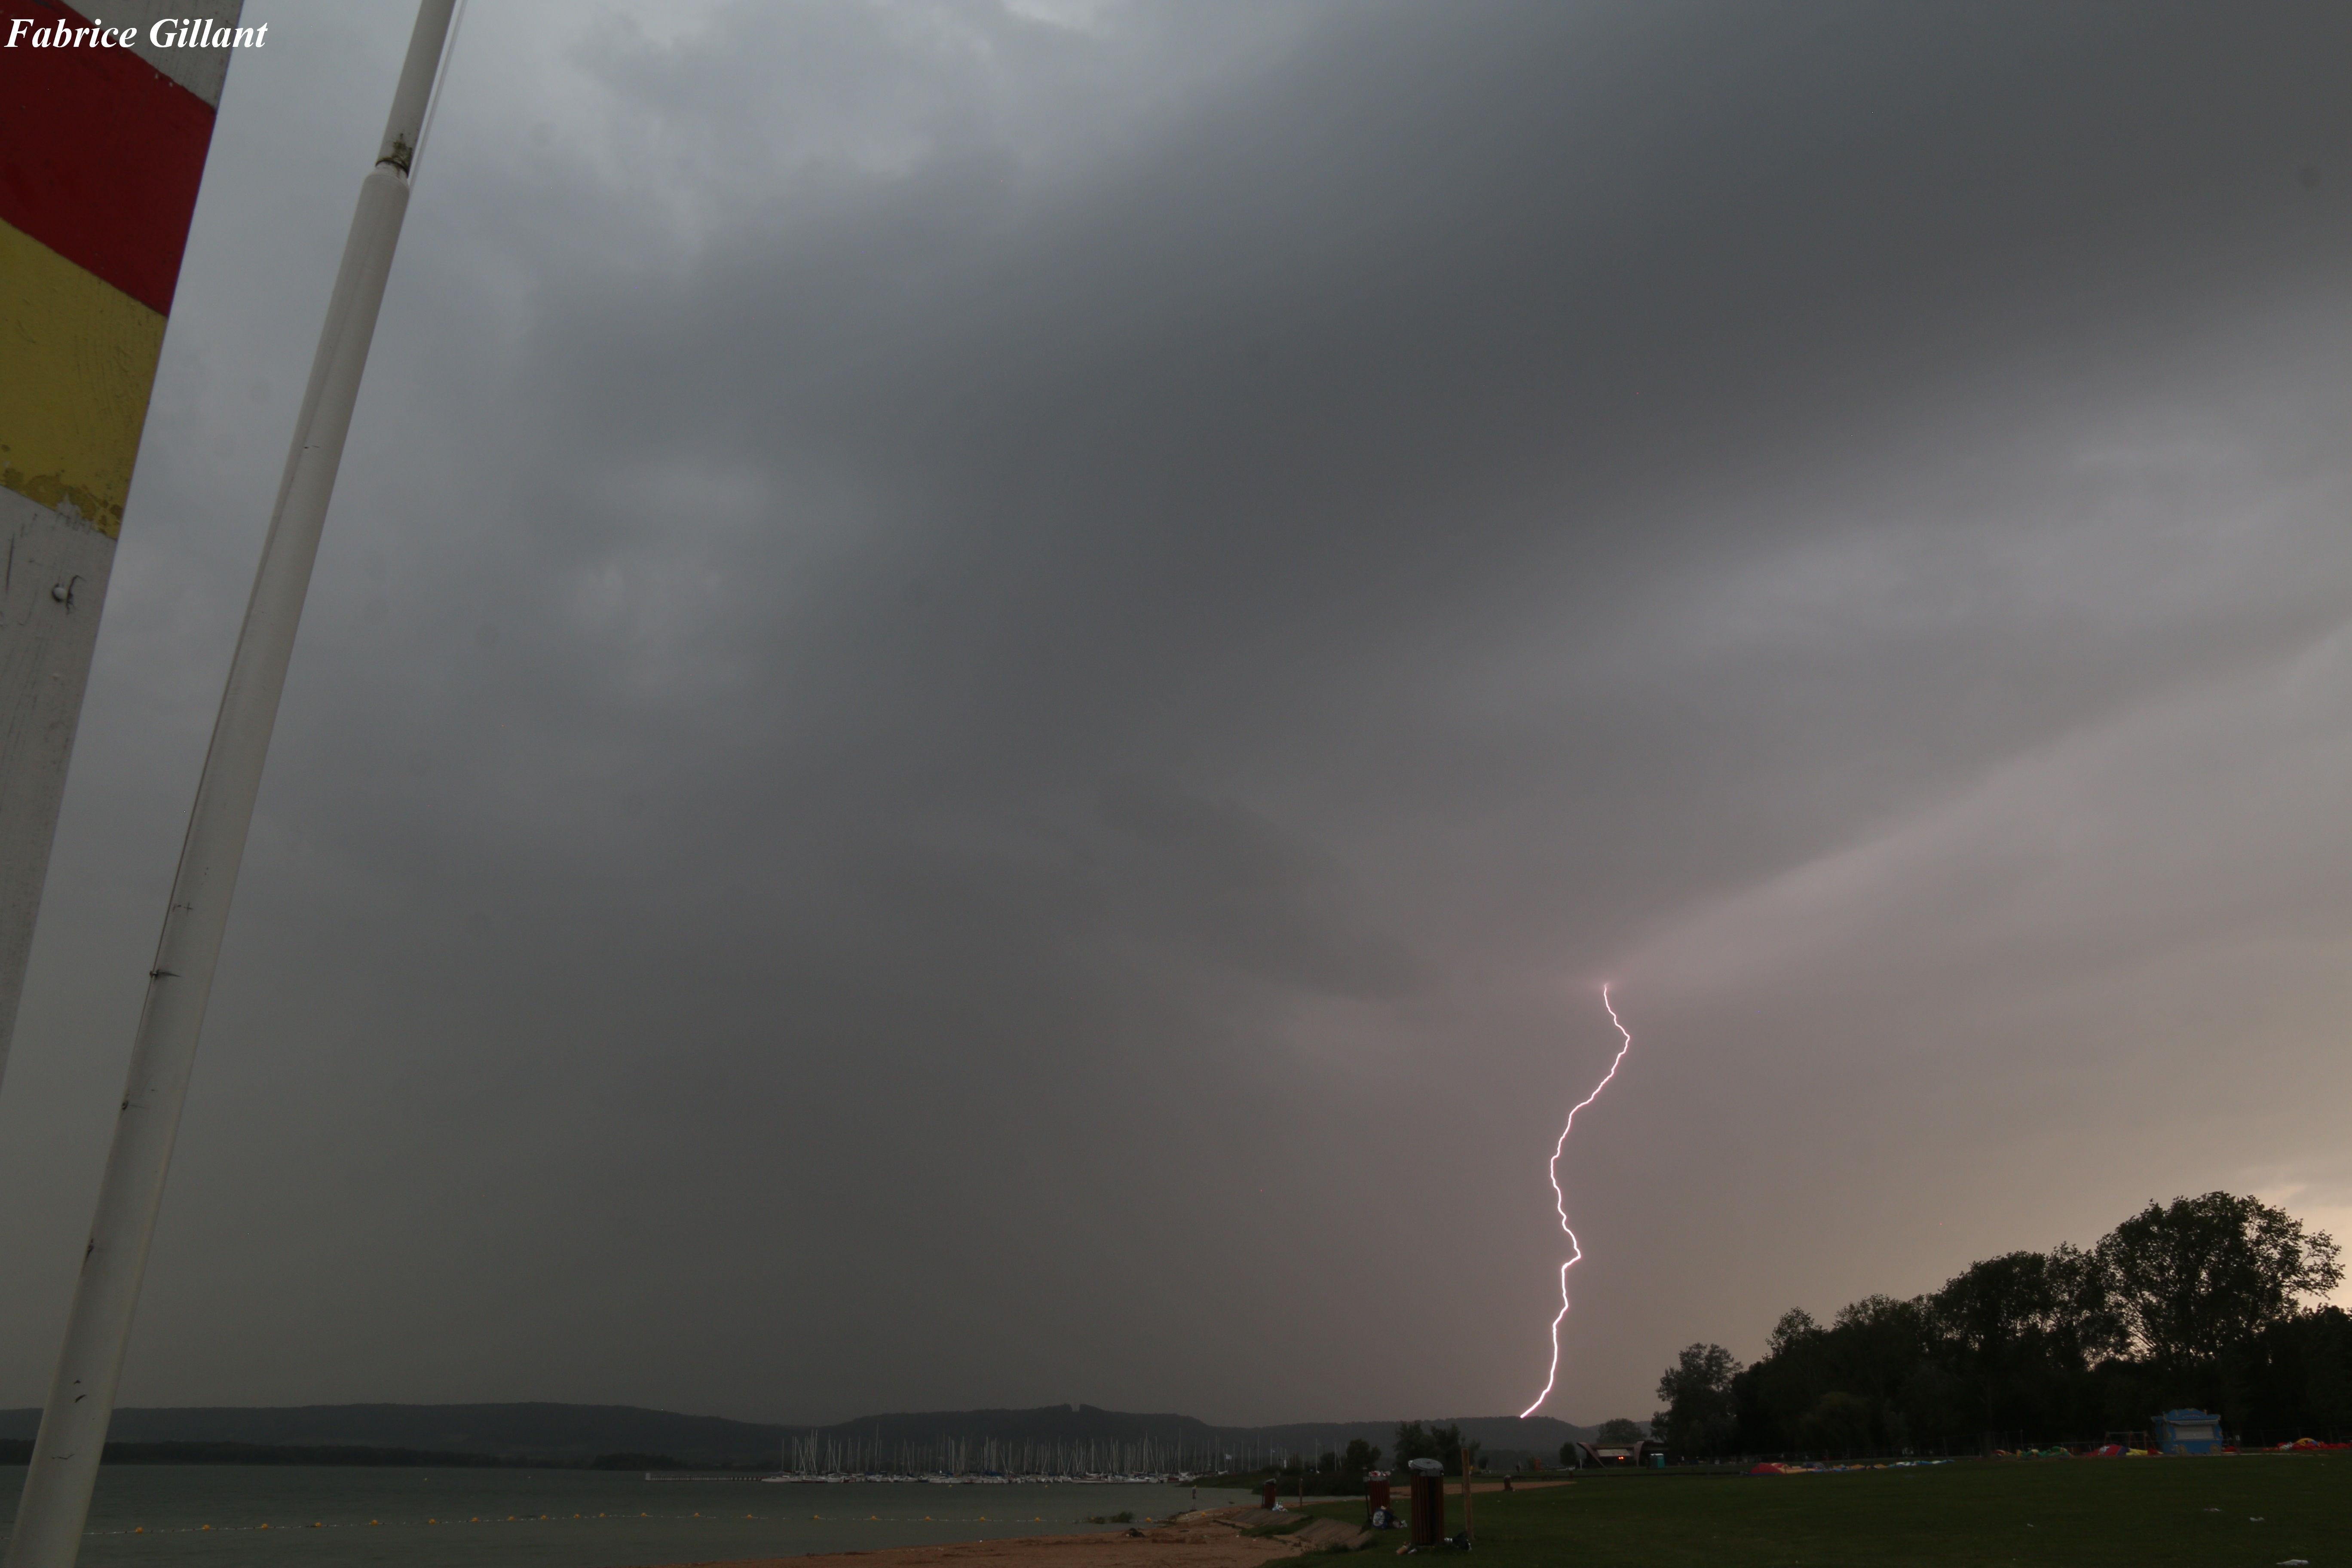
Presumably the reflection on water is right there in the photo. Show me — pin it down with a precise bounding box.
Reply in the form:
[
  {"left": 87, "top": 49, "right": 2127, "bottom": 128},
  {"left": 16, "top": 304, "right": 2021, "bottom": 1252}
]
[{"left": 0, "top": 1471, "right": 1245, "bottom": 1568}]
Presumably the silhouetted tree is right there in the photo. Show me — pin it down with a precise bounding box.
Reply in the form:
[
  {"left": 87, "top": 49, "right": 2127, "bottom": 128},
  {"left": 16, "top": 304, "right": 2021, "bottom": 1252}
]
[
  {"left": 1795, "top": 1392, "right": 1873, "bottom": 1455},
  {"left": 1928, "top": 1244, "right": 2119, "bottom": 1442},
  {"left": 2231, "top": 1305, "right": 2352, "bottom": 1439},
  {"left": 2096, "top": 1193, "right": 2343, "bottom": 1368},
  {"left": 1737, "top": 1309, "right": 1830, "bottom": 1451},
  {"left": 1724, "top": 1194, "right": 2346, "bottom": 1453},
  {"left": 1653, "top": 1343, "right": 1742, "bottom": 1453}
]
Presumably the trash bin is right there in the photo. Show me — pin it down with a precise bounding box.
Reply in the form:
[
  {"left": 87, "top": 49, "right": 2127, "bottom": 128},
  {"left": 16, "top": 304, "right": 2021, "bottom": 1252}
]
[
  {"left": 1406, "top": 1458, "right": 1445, "bottom": 1547},
  {"left": 1367, "top": 1475, "right": 1392, "bottom": 1527},
  {"left": 1262, "top": 1480, "right": 1280, "bottom": 1510}
]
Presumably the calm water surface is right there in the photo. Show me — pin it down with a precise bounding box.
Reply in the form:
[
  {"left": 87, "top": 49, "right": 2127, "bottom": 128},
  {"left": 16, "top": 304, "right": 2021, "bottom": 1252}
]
[{"left": 0, "top": 1472, "right": 1248, "bottom": 1568}]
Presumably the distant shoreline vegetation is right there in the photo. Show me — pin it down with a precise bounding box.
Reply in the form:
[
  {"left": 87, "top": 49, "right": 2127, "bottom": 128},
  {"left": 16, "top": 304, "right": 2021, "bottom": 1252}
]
[{"left": 0, "top": 1441, "right": 765, "bottom": 1471}]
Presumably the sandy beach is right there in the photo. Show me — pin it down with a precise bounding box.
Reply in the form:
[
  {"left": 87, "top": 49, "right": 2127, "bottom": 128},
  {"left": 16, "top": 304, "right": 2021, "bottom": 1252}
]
[
  {"left": 647, "top": 1526, "right": 1293, "bottom": 1568},
  {"left": 640, "top": 1505, "right": 1383, "bottom": 1568},
  {"left": 642, "top": 1489, "right": 1582, "bottom": 1568}
]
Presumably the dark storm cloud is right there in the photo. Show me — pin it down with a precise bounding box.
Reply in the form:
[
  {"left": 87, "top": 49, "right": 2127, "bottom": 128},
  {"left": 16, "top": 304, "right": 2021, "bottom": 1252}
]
[{"left": 3, "top": 0, "right": 2350, "bottom": 1431}]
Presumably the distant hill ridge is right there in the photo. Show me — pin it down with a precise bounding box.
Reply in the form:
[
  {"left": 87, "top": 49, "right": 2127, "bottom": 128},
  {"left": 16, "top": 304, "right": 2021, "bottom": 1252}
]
[{"left": 0, "top": 1403, "right": 1596, "bottom": 1469}]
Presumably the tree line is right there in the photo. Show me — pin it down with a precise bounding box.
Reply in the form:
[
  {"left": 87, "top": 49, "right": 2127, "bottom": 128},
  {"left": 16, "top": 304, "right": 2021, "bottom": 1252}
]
[{"left": 1649, "top": 1192, "right": 2347, "bottom": 1456}]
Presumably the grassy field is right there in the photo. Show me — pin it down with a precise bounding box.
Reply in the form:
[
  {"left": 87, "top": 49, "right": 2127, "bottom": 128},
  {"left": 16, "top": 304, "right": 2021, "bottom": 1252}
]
[{"left": 1292, "top": 1455, "right": 2348, "bottom": 1567}]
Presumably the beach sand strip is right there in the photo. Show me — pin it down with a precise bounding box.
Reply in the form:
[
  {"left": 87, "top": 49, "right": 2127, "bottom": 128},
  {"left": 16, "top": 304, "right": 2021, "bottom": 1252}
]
[{"left": 643, "top": 1505, "right": 1372, "bottom": 1568}]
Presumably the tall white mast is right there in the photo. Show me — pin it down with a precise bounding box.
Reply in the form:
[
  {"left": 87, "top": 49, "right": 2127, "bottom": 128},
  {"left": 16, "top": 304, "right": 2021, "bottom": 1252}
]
[{"left": 3, "top": 6, "right": 459, "bottom": 1563}]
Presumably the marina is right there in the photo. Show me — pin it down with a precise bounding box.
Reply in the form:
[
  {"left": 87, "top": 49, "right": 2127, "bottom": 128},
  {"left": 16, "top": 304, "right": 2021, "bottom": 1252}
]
[{"left": 757, "top": 1473, "right": 1207, "bottom": 1486}]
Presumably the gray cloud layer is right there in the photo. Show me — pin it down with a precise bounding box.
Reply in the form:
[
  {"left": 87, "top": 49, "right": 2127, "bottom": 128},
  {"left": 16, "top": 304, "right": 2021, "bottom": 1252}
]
[{"left": 3, "top": 0, "right": 2349, "bottom": 1428}]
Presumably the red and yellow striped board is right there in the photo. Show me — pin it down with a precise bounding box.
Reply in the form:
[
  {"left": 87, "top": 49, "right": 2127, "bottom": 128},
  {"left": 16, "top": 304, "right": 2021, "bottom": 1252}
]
[
  {"left": 0, "top": 1, "right": 248, "bottom": 1078},
  {"left": 3, "top": 0, "right": 242, "bottom": 534}
]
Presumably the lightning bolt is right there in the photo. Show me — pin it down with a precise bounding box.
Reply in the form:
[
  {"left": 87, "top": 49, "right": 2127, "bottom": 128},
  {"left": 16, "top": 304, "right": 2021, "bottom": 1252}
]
[{"left": 1519, "top": 984, "right": 1633, "bottom": 1420}]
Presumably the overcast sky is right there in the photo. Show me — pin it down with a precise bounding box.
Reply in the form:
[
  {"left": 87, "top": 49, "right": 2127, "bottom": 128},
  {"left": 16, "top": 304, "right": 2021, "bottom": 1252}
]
[{"left": 4, "top": 0, "right": 2351, "bottom": 1433}]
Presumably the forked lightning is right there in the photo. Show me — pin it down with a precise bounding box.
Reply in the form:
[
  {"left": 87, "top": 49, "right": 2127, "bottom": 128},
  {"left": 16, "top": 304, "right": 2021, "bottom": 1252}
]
[{"left": 1519, "top": 985, "right": 1634, "bottom": 1419}]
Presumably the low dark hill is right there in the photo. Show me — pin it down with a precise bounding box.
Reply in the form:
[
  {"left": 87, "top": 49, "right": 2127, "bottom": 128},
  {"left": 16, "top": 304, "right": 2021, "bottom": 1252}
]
[
  {"left": 0, "top": 1405, "right": 787, "bottom": 1467},
  {"left": 0, "top": 1440, "right": 534, "bottom": 1468}
]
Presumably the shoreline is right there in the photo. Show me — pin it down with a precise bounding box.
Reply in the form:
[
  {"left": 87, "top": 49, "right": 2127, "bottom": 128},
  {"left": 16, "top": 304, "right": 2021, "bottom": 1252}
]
[
  {"left": 642, "top": 1528, "right": 1292, "bottom": 1568},
  {"left": 637, "top": 1489, "right": 1576, "bottom": 1568},
  {"left": 633, "top": 1505, "right": 1369, "bottom": 1568}
]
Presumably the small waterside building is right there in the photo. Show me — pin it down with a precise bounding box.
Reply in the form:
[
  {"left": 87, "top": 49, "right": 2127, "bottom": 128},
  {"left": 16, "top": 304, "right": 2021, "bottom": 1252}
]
[{"left": 2153, "top": 1410, "right": 2223, "bottom": 1455}]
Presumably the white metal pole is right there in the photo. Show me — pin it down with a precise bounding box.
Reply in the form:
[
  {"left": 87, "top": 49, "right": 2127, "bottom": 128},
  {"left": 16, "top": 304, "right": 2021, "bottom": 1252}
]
[{"left": 3, "top": 6, "right": 457, "bottom": 1565}]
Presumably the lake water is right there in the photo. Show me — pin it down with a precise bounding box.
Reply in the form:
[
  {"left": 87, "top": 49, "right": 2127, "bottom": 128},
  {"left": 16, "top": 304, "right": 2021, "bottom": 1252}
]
[{"left": 0, "top": 1472, "right": 1250, "bottom": 1568}]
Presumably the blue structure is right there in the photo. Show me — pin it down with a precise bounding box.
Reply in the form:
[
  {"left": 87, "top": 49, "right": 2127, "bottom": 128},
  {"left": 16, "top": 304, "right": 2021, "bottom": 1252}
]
[{"left": 2153, "top": 1409, "right": 2224, "bottom": 1455}]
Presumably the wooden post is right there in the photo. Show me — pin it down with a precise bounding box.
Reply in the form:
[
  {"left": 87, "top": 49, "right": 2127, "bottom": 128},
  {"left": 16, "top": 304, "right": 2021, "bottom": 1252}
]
[{"left": 1460, "top": 1449, "right": 1473, "bottom": 1543}]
